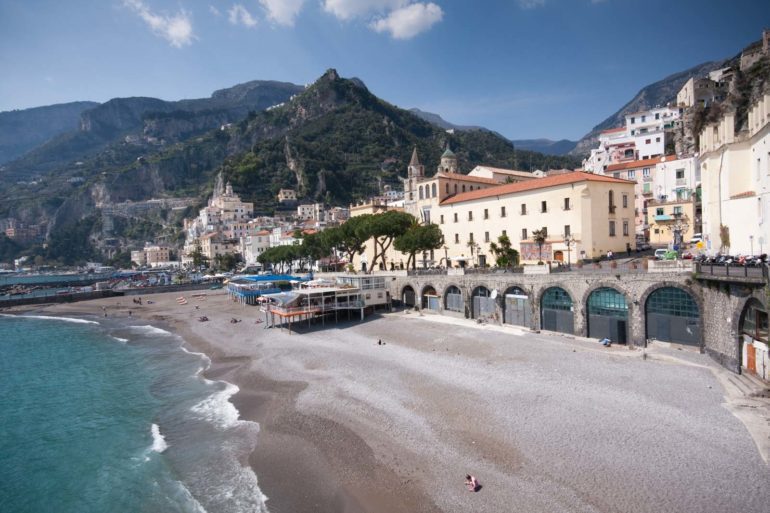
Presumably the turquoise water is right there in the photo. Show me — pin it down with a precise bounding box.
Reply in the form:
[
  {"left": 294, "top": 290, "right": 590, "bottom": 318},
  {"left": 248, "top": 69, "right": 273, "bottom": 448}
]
[{"left": 0, "top": 315, "right": 267, "bottom": 513}]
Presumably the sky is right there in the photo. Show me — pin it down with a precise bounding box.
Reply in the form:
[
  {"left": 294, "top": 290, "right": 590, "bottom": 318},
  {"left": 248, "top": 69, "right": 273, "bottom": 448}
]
[{"left": 1, "top": 0, "right": 769, "bottom": 140}]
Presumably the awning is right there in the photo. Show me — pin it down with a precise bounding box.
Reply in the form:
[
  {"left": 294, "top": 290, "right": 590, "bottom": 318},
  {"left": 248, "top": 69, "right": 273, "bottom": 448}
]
[{"left": 654, "top": 215, "right": 673, "bottom": 221}]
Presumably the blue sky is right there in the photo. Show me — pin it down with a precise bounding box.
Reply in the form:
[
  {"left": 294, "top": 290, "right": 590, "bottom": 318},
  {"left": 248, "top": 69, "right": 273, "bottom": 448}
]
[{"left": 0, "top": 0, "right": 768, "bottom": 140}]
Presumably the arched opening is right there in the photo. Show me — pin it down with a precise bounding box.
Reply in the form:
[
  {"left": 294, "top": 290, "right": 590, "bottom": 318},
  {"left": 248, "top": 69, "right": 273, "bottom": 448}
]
[
  {"left": 418, "top": 186, "right": 424, "bottom": 200},
  {"left": 587, "top": 287, "right": 628, "bottom": 343},
  {"left": 540, "top": 287, "right": 574, "bottom": 334},
  {"left": 422, "top": 285, "right": 439, "bottom": 311},
  {"left": 444, "top": 285, "right": 464, "bottom": 314},
  {"left": 471, "top": 286, "right": 494, "bottom": 320},
  {"left": 401, "top": 285, "right": 416, "bottom": 307},
  {"left": 454, "top": 184, "right": 458, "bottom": 194},
  {"left": 739, "top": 299, "right": 769, "bottom": 380},
  {"left": 645, "top": 287, "right": 700, "bottom": 346},
  {"left": 504, "top": 286, "right": 530, "bottom": 327},
  {"left": 462, "top": 185, "right": 466, "bottom": 192},
  {"left": 431, "top": 183, "right": 437, "bottom": 197}
]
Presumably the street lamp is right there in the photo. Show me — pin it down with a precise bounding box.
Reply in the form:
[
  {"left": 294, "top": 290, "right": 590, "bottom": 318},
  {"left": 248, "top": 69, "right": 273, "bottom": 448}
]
[{"left": 443, "top": 245, "right": 449, "bottom": 268}]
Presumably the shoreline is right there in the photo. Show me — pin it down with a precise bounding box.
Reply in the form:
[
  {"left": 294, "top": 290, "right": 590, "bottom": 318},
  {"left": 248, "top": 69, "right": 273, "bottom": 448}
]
[
  {"left": 7, "top": 291, "right": 770, "bottom": 513},
  {"left": 9, "top": 293, "right": 437, "bottom": 513}
]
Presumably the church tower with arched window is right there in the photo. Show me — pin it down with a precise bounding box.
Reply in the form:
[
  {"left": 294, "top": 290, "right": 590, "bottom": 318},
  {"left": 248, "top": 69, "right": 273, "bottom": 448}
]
[{"left": 437, "top": 144, "right": 458, "bottom": 174}]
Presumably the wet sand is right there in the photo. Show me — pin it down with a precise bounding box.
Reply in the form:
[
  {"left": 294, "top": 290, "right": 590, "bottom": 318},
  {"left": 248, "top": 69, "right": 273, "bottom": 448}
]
[{"left": 15, "top": 291, "right": 770, "bottom": 513}]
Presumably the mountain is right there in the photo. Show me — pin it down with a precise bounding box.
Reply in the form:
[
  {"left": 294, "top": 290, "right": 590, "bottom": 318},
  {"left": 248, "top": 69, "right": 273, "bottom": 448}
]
[
  {"left": 408, "top": 108, "right": 485, "bottom": 131},
  {"left": 569, "top": 59, "right": 731, "bottom": 157},
  {"left": 510, "top": 138, "right": 577, "bottom": 156},
  {"left": 0, "top": 70, "right": 581, "bottom": 264},
  {"left": 1, "top": 80, "right": 304, "bottom": 180},
  {"left": 0, "top": 101, "right": 99, "bottom": 165}
]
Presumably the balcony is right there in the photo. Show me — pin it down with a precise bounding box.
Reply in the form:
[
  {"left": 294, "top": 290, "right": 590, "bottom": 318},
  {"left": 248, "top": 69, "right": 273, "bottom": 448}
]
[
  {"left": 642, "top": 176, "right": 653, "bottom": 182},
  {"left": 608, "top": 205, "right": 616, "bottom": 214},
  {"left": 675, "top": 178, "right": 687, "bottom": 186},
  {"left": 695, "top": 263, "right": 768, "bottom": 284}
]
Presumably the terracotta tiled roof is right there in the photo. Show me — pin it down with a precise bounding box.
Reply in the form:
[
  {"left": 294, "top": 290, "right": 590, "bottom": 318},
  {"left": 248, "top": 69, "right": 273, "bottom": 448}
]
[
  {"left": 601, "top": 127, "right": 626, "bottom": 134},
  {"left": 440, "top": 172, "right": 634, "bottom": 205},
  {"left": 434, "top": 172, "right": 499, "bottom": 185},
  {"left": 605, "top": 156, "right": 666, "bottom": 172}
]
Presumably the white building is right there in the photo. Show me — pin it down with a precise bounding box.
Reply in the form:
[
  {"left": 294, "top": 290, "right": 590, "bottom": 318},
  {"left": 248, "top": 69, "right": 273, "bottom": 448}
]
[
  {"left": 241, "top": 230, "right": 272, "bottom": 265},
  {"left": 699, "top": 92, "right": 770, "bottom": 255}
]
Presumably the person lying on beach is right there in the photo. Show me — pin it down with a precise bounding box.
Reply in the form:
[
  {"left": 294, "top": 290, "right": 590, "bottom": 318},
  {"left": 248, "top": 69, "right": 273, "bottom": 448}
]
[{"left": 465, "top": 474, "right": 480, "bottom": 492}]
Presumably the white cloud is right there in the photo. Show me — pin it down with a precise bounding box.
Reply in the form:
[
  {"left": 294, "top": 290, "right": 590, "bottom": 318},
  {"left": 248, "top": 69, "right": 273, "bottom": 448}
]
[
  {"left": 370, "top": 2, "right": 442, "bottom": 39},
  {"left": 259, "top": 0, "right": 305, "bottom": 26},
  {"left": 124, "top": 0, "right": 195, "bottom": 48},
  {"left": 228, "top": 4, "right": 258, "bottom": 28},
  {"left": 518, "top": 0, "right": 545, "bottom": 8},
  {"left": 322, "top": 0, "right": 407, "bottom": 21},
  {"left": 209, "top": 5, "right": 221, "bottom": 16}
]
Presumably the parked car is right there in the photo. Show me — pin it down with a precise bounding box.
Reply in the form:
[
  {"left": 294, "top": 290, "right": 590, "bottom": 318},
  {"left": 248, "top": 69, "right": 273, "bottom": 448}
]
[
  {"left": 638, "top": 243, "right": 652, "bottom": 251},
  {"left": 689, "top": 233, "right": 703, "bottom": 244},
  {"left": 654, "top": 249, "right": 668, "bottom": 260},
  {"left": 681, "top": 251, "right": 694, "bottom": 259}
]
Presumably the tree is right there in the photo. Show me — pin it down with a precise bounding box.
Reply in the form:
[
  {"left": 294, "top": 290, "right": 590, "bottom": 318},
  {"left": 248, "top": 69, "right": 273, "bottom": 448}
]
[
  {"left": 300, "top": 232, "right": 329, "bottom": 270},
  {"left": 189, "top": 239, "right": 208, "bottom": 270},
  {"left": 719, "top": 224, "right": 730, "bottom": 252},
  {"left": 394, "top": 223, "right": 444, "bottom": 270},
  {"left": 488, "top": 235, "right": 520, "bottom": 268},
  {"left": 336, "top": 215, "right": 371, "bottom": 266},
  {"left": 531, "top": 229, "right": 547, "bottom": 264},
  {"left": 365, "top": 210, "right": 414, "bottom": 271},
  {"left": 214, "top": 252, "right": 241, "bottom": 272}
]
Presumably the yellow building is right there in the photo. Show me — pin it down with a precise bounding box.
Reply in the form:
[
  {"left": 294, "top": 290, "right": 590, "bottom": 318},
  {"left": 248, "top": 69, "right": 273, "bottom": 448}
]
[
  {"left": 435, "top": 172, "right": 636, "bottom": 264},
  {"left": 646, "top": 198, "right": 696, "bottom": 247}
]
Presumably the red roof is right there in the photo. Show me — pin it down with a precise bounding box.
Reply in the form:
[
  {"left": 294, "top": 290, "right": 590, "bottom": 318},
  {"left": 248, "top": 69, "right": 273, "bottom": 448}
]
[
  {"left": 440, "top": 172, "right": 634, "bottom": 205},
  {"left": 605, "top": 156, "right": 665, "bottom": 172}
]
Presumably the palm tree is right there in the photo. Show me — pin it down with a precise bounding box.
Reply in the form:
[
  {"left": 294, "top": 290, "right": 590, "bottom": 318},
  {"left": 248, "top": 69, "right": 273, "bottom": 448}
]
[{"left": 531, "top": 229, "right": 546, "bottom": 264}]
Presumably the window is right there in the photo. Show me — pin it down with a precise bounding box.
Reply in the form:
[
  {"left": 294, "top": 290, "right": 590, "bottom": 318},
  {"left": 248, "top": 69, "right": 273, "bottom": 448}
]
[
  {"left": 623, "top": 220, "right": 629, "bottom": 236},
  {"left": 676, "top": 169, "right": 685, "bottom": 179},
  {"left": 454, "top": 233, "right": 459, "bottom": 243},
  {"left": 655, "top": 113, "right": 660, "bottom": 120},
  {"left": 563, "top": 197, "right": 570, "bottom": 210},
  {"left": 613, "top": 172, "right": 620, "bottom": 179},
  {"left": 673, "top": 206, "right": 683, "bottom": 215},
  {"left": 645, "top": 139, "right": 651, "bottom": 144},
  {"left": 453, "top": 213, "right": 458, "bottom": 223},
  {"left": 521, "top": 204, "right": 527, "bottom": 215},
  {"left": 656, "top": 137, "right": 661, "bottom": 143},
  {"left": 622, "top": 194, "right": 628, "bottom": 208},
  {"left": 631, "top": 116, "right": 636, "bottom": 124},
  {"left": 541, "top": 201, "right": 547, "bottom": 213},
  {"left": 468, "top": 211, "right": 473, "bottom": 221},
  {"left": 440, "top": 215, "right": 444, "bottom": 224},
  {"left": 643, "top": 183, "right": 651, "bottom": 193},
  {"left": 628, "top": 170, "right": 635, "bottom": 179},
  {"left": 445, "top": 183, "right": 449, "bottom": 194},
  {"left": 501, "top": 206, "right": 507, "bottom": 217},
  {"left": 454, "top": 184, "right": 458, "bottom": 194},
  {"left": 470, "top": 186, "right": 474, "bottom": 191},
  {"left": 608, "top": 190, "right": 615, "bottom": 213},
  {"left": 483, "top": 208, "right": 489, "bottom": 220},
  {"left": 431, "top": 183, "right": 437, "bottom": 197},
  {"left": 542, "top": 227, "right": 548, "bottom": 238},
  {"left": 462, "top": 185, "right": 466, "bottom": 192},
  {"left": 609, "top": 220, "right": 616, "bottom": 237},
  {"left": 643, "top": 167, "right": 651, "bottom": 177},
  {"left": 757, "top": 158, "right": 762, "bottom": 181},
  {"left": 521, "top": 228, "right": 528, "bottom": 240},
  {"left": 502, "top": 230, "right": 507, "bottom": 237},
  {"left": 656, "top": 207, "right": 664, "bottom": 215},
  {"left": 564, "top": 225, "right": 571, "bottom": 237},
  {"left": 641, "top": 115, "right": 646, "bottom": 122},
  {"left": 469, "top": 232, "right": 474, "bottom": 242},
  {"left": 484, "top": 231, "right": 490, "bottom": 242},
  {"left": 419, "top": 186, "right": 423, "bottom": 200}
]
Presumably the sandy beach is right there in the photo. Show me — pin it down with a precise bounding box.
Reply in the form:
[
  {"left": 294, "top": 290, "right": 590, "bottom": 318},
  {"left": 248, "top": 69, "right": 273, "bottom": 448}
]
[{"left": 14, "top": 291, "right": 770, "bottom": 513}]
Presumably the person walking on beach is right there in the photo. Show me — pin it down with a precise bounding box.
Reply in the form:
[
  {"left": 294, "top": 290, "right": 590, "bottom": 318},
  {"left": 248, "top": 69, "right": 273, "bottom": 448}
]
[{"left": 465, "top": 474, "right": 479, "bottom": 492}]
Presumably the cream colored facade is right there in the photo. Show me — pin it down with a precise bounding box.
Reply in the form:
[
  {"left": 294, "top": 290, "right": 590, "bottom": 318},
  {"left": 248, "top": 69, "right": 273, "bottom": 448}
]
[
  {"left": 700, "top": 93, "right": 770, "bottom": 255},
  {"left": 435, "top": 173, "right": 636, "bottom": 264},
  {"left": 646, "top": 199, "right": 696, "bottom": 246},
  {"left": 467, "top": 165, "right": 537, "bottom": 183}
]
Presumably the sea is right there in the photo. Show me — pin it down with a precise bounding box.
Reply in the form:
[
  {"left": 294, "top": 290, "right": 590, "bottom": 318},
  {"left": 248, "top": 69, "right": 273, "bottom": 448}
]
[{"left": 0, "top": 314, "right": 268, "bottom": 513}]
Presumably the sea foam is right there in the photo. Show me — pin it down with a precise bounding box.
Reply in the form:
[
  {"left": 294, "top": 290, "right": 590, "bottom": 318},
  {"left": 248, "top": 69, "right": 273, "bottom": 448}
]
[
  {"left": 130, "top": 325, "right": 174, "bottom": 336},
  {"left": 0, "top": 314, "right": 99, "bottom": 325},
  {"left": 190, "top": 383, "right": 242, "bottom": 430},
  {"left": 151, "top": 423, "right": 168, "bottom": 453}
]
